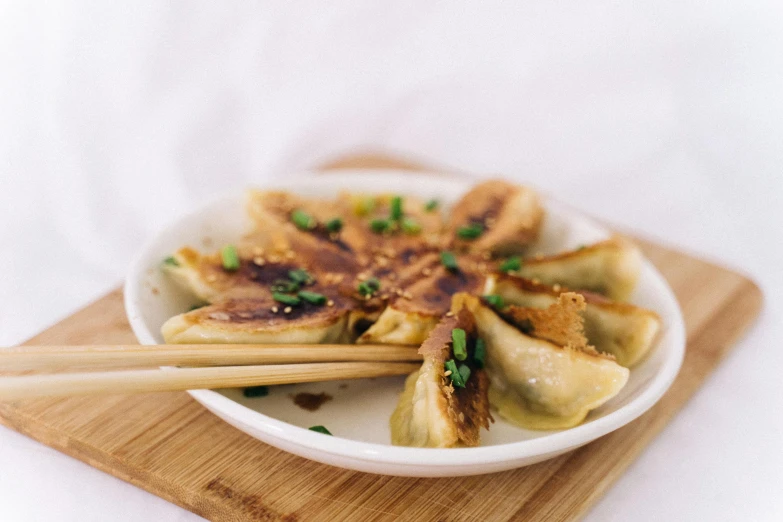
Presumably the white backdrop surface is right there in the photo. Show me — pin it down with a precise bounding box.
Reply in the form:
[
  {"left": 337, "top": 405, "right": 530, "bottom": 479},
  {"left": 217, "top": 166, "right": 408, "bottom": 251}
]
[{"left": 1, "top": 2, "right": 782, "bottom": 521}]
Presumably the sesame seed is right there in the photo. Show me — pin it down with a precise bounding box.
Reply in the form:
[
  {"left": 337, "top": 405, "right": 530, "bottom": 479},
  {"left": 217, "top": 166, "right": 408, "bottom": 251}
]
[
  {"left": 284, "top": 306, "right": 292, "bottom": 314},
  {"left": 553, "top": 284, "right": 561, "bottom": 292},
  {"left": 271, "top": 306, "right": 279, "bottom": 313},
  {"left": 403, "top": 291, "right": 412, "bottom": 299},
  {"left": 253, "top": 257, "right": 265, "bottom": 266},
  {"left": 395, "top": 288, "right": 403, "bottom": 296},
  {"left": 422, "top": 267, "right": 432, "bottom": 276},
  {"left": 357, "top": 273, "right": 368, "bottom": 281},
  {"left": 327, "top": 300, "right": 334, "bottom": 307},
  {"left": 445, "top": 311, "right": 454, "bottom": 317},
  {"left": 444, "top": 370, "right": 452, "bottom": 377}
]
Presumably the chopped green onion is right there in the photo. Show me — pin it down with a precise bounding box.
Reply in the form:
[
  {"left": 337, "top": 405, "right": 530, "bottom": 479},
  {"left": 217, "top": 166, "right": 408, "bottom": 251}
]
[
  {"left": 272, "top": 292, "right": 300, "bottom": 306},
  {"left": 458, "top": 364, "right": 471, "bottom": 384},
  {"left": 440, "top": 251, "right": 459, "bottom": 272},
  {"left": 482, "top": 294, "right": 505, "bottom": 309},
  {"left": 390, "top": 196, "right": 403, "bottom": 220},
  {"left": 309, "top": 425, "right": 332, "bottom": 435},
  {"left": 401, "top": 217, "right": 422, "bottom": 235},
  {"left": 452, "top": 328, "right": 467, "bottom": 361},
  {"left": 188, "top": 303, "right": 207, "bottom": 312},
  {"left": 474, "top": 338, "right": 486, "bottom": 368},
  {"left": 577, "top": 244, "right": 587, "bottom": 251},
  {"left": 298, "top": 290, "right": 327, "bottom": 305},
  {"left": 370, "top": 218, "right": 391, "bottom": 233},
  {"left": 355, "top": 197, "right": 376, "bottom": 216},
  {"left": 291, "top": 209, "right": 317, "bottom": 230},
  {"left": 325, "top": 217, "right": 343, "bottom": 233},
  {"left": 424, "top": 199, "right": 439, "bottom": 212},
  {"left": 457, "top": 223, "right": 484, "bottom": 240},
  {"left": 358, "top": 277, "right": 381, "bottom": 297},
  {"left": 288, "top": 268, "right": 313, "bottom": 285},
  {"left": 271, "top": 279, "right": 300, "bottom": 293},
  {"left": 499, "top": 256, "right": 522, "bottom": 273},
  {"left": 444, "top": 359, "right": 465, "bottom": 388},
  {"left": 163, "top": 256, "right": 179, "bottom": 267},
  {"left": 221, "top": 245, "right": 241, "bottom": 271},
  {"left": 243, "top": 385, "right": 269, "bottom": 398}
]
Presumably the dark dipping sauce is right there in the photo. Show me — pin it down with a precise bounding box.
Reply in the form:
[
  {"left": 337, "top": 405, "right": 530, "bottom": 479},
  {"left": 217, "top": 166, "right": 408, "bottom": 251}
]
[{"left": 292, "top": 392, "right": 333, "bottom": 411}]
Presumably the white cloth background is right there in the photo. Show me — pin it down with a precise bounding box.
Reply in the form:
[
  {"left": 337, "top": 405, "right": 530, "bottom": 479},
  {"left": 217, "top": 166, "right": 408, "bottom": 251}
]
[{"left": 1, "top": 1, "right": 782, "bottom": 520}]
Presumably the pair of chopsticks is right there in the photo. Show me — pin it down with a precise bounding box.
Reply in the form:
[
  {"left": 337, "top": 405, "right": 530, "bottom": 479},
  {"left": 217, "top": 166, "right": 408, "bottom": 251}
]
[{"left": 0, "top": 344, "right": 422, "bottom": 400}]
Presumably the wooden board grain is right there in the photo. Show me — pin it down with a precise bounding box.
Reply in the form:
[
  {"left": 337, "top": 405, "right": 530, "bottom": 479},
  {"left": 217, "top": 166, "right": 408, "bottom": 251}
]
[{"left": 0, "top": 155, "right": 762, "bottom": 521}]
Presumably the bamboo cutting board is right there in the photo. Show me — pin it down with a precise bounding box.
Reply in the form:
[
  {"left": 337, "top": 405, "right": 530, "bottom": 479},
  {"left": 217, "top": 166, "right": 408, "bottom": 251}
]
[{"left": 0, "top": 155, "right": 763, "bottom": 521}]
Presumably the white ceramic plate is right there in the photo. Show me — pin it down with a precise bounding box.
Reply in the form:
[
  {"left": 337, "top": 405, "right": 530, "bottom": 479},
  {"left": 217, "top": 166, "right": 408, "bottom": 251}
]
[{"left": 124, "top": 170, "right": 685, "bottom": 477}]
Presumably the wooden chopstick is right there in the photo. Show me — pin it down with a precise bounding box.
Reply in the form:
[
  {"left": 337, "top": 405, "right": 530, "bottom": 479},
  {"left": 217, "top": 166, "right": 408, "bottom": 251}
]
[
  {"left": 0, "top": 362, "right": 422, "bottom": 400},
  {"left": 0, "top": 344, "right": 423, "bottom": 371}
]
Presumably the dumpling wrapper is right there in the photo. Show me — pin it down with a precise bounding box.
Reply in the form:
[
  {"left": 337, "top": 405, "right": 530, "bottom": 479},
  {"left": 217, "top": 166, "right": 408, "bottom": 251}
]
[
  {"left": 515, "top": 238, "right": 641, "bottom": 301},
  {"left": 492, "top": 275, "right": 660, "bottom": 367},
  {"left": 447, "top": 180, "right": 543, "bottom": 256},
  {"left": 454, "top": 293, "right": 629, "bottom": 430},
  {"left": 390, "top": 307, "right": 491, "bottom": 447}
]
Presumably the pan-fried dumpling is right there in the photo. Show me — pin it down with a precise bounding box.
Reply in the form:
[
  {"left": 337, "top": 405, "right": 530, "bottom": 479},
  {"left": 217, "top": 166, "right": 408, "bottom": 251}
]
[
  {"left": 491, "top": 275, "right": 660, "bottom": 367},
  {"left": 245, "top": 190, "right": 363, "bottom": 273},
  {"left": 511, "top": 239, "right": 641, "bottom": 301},
  {"left": 447, "top": 180, "right": 543, "bottom": 256},
  {"left": 453, "top": 293, "right": 629, "bottom": 430},
  {"left": 390, "top": 307, "right": 491, "bottom": 447},
  {"left": 161, "top": 295, "right": 354, "bottom": 344},
  {"left": 358, "top": 253, "right": 492, "bottom": 345},
  {"left": 161, "top": 246, "right": 357, "bottom": 344}
]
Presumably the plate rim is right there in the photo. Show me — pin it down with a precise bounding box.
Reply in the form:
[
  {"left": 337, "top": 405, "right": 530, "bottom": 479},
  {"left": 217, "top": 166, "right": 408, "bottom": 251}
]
[{"left": 124, "top": 169, "right": 686, "bottom": 470}]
